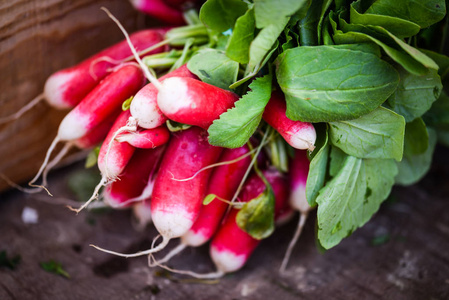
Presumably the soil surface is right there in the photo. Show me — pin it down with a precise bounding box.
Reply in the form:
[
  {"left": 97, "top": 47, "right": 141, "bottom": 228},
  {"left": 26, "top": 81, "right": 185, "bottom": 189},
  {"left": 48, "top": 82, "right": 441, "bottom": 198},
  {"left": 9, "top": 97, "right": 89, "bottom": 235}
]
[{"left": 0, "top": 147, "right": 448, "bottom": 300}]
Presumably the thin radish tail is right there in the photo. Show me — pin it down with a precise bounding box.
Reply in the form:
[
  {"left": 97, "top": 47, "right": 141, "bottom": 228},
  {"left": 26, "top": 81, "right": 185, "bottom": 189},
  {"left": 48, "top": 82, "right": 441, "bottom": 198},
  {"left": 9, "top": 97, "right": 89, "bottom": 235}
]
[
  {"left": 67, "top": 175, "right": 108, "bottom": 214},
  {"left": 90, "top": 235, "right": 171, "bottom": 258},
  {"left": 41, "top": 142, "right": 73, "bottom": 187},
  {"left": 279, "top": 211, "right": 309, "bottom": 274},
  {"left": 28, "top": 136, "right": 61, "bottom": 196},
  {"left": 101, "top": 7, "right": 162, "bottom": 90},
  {"left": 148, "top": 253, "right": 225, "bottom": 279},
  {"left": 104, "top": 117, "right": 138, "bottom": 180},
  {"left": 149, "top": 242, "right": 187, "bottom": 266},
  {"left": 0, "top": 93, "right": 44, "bottom": 125},
  {"left": 0, "top": 173, "right": 43, "bottom": 194}
]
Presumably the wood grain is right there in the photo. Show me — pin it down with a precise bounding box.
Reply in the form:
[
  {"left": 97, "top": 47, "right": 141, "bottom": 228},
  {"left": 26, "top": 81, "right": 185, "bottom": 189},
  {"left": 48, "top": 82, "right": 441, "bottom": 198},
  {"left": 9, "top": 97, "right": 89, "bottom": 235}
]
[{"left": 0, "top": 0, "right": 146, "bottom": 192}]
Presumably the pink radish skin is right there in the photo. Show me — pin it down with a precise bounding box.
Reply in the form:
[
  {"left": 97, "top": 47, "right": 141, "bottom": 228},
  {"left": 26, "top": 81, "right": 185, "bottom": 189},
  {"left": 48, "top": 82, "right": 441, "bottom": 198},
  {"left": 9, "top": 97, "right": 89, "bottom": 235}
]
[
  {"left": 157, "top": 77, "right": 240, "bottom": 129},
  {"left": 103, "top": 147, "right": 165, "bottom": 208},
  {"left": 263, "top": 92, "right": 316, "bottom": 151},
  {"left": 97, "top": 110, "right": 137, "bottom": 180},
  {"left": 44, "top": 29, "right": 165, "bottom": 109},
  {"left": 182, "top": 145, "right": 252, "bottom": 247},
  {"left": 115, "top": 126, "right": 170, "bottom": 149},
  {"left": 58, "top": 64, "right": 145, "bottom": 141},
  {"left": 280, "top": 150, "right": 312, "bottom": 273},
  {"left": 73, "top": 111, "right": 120, "bottom": 149},
  {"left": 29, "top": 65, "right": 144, "bottom": 192},
  {"left": 210, "top": 168, "right": 289, "bottom": 274},
  {"left": 131, "top": 0, "right": 185, "bottom": 25},
  {"left": 151, "top": 126, "right": 222, "bottom": 248},
  {"left": 130, "top": 64, "right": 198, "bottom": 129}
]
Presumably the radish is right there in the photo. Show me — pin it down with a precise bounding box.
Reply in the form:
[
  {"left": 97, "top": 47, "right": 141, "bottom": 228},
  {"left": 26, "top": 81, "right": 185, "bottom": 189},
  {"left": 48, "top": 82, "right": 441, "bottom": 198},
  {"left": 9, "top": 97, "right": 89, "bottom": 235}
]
[
  {"left": 263, "top": 91, "right": 316, "bottom": 151},
  {"left": 0, "top": 29, "right": 166, "bottom": 125},
  {"left": 209, "top": 168, "right": 290, "bottom": 276},
  {"left": 130, "top": 0, "right": 186, "bottom": 25},
  {"left": 115, "top": 126, "right": 170, "bottom": 149},
  {"left": 279, "top": 150, "right": 312, "bottom": 273},
  {"left": 130, "top": 64, "right": 198, "bottom": 129},
  {"left": 103, "top": 147, "right": 165, "bottom": 208},
  {"left": 154, "top": 145, "right": 252, "bottom": 264},
  {"left": 157, "top": 77, "right": 239, "bottom": 129},
  {"left": 30, "top": 64, "right": 145, "bottom": 192},
  {"left": 91, "top": 126, "right": 222, "bottom": 256},
  {"left": 85, "top": 110, "right": 138, "bottom": 208}
]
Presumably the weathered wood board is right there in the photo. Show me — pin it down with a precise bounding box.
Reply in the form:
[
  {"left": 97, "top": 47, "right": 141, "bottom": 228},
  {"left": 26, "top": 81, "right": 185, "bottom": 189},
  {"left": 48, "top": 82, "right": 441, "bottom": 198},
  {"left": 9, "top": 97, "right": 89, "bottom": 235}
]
[
  {"left": 0, "top": 0, "right": 147, "bottom": 192},
  {"left": 0, "top": 146, "right": 448, "bottom": 299}
]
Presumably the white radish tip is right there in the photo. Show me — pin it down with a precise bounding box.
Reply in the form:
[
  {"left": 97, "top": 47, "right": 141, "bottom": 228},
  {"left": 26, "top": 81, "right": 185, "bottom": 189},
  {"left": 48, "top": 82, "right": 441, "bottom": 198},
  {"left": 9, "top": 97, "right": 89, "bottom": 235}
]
[
  {"left": 152, "top": 210, "right": 194, "bottom": 239},
  {"left": 287, "top": 126, "right": 317, "bottom": 151},
  {"left": 157, "top": 77, "right": 191, "bottom": 115},
  {"left": 210, "top": 246, "right": 247, "bottom": 274},
  {"left": 44, "top": 71, "right": 76, "bottom": 110},
  {"left": 181, "top": 230, "right": 208, "bottom": 247}
]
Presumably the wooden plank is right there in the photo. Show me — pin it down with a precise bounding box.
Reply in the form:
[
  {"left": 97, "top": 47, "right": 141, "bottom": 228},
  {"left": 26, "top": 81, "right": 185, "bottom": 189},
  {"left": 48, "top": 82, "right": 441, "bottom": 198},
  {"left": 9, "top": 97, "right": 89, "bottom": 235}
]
[
  {"left": 0, "top": 0, "right": 146, "bottom": 192},
  {"left": 0, "top": 147, "right": 448, "bottom": 299}
]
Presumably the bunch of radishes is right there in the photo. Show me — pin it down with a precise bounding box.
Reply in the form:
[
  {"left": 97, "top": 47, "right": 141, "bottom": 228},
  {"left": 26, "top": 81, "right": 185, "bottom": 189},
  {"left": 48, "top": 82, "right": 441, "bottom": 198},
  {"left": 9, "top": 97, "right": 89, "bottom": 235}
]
[{"left": 1, "top": 6, "right": 317, "bottom": 277}]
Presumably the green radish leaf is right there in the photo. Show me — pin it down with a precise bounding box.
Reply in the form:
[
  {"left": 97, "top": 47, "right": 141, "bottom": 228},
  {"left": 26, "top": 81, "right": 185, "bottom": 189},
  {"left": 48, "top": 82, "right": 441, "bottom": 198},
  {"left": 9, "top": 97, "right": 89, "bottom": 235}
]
[
  {"left": 298, "top": 0, "right": 323, "bottom": 46},
  {"left": 0, "top": 250, "right": 21, "bottom": 270},
  {"left": 40, "top": 260, "right": 70, "bottom": 278},
  {"left": 333, "top": 16, "right": 437, "bottom": 76},
  {"left": 85, "top": 147, "right": 100, "bottom": 169},
  {"left": 329, "top": 146, "right": 346, "bottom": 177},
  {"left": 187, "top": 48, "right": 239, "bottom": 91},
  {"left": 403, "top": 118, "right": 429, "bottom": 156},
  {"left": 199, "top": 0, "right": 248, "bottom": 32},
  {"left": 420, "top": 49, "right": 449, "bottom": 86},
  {"left": 317, "top": 155, "right": 398, "bottom": 249},
  {"left": 253, "top": 0, "right": 308, "bottom": 29},
  {"left": 208, "top": 74, "right": 272, "bottom": 148},
  {"left": 166, "top": 120, "right": 191, "bottom": 132},
  {"left": 226, "top": 8, "right": 255, "bottom": 64},
  {"left": 236, "top": 188, "right": 275, "bottom": 240},
  {"left": 423, "top": 91, "right": 449, "bottom": 127},
  {"left": 329, "top": 107, "right": 405, "bottom": 161},
  {"left": 122, "top": 96, "right": 133, "bottom": 111},
  {"left": 306, "top": 124, "right": 329, "bottom": 206},
  {"left": 350, "top": 0, "right": 421, "bottom": 38},
  {"left": 203, "top": 194, "right": 218, "bottom": 205},
  {"left": 275, "top": 45, "right": 399, "bottom": 122},
  {"left": 387, "top": 67, "right": 442, "bottom": 122},
  {"left": 365, "top": 0, "right": 446, "bottom": 29},
  {"left": 396, "top": 127, "right": 437, "bottom": 186},
  {"left": 248, "top": 16, "right": 288, "bottom": 71}
]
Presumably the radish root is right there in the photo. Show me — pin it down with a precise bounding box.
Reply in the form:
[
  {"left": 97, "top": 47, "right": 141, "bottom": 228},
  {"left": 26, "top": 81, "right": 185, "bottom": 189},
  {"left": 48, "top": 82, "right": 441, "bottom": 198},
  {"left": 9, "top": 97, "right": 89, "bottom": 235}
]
[
  {"left": 149, "top": 242, "right": 186, "bottom": 266},
  {"left": 0, "top": 93, "right": 44, "bottom": 125},
  {"left": 279, "top": 211, "right": 309, "bottom": 274},
  {"left": 101, "top": 7, "right": 162, "bottom": 90},
  {"left": 148, "top": 253, "right": 225, "bottom": 279},
  {"left": 67, "top": 175, "right": 108, "bottom": 214},
  {"left": 90, "top": 234, "right": 171, "bottom": 257}
]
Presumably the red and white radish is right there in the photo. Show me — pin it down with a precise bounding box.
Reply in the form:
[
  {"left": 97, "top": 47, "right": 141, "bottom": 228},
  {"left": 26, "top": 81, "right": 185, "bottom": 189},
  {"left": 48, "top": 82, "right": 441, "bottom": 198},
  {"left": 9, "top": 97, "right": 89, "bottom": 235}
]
[
  {"left": 157, "top": 77, "right": 239, "bottom": 129},
  {"left": 263, "top": 91, "right": 316, "bottom": 151},
  {"left": 208, "top": 168, "right": 290, "bottom": 277},
  {"left": 130, "top": 0, "right": 186, "bottom": 25},
  {"left": 91, "top": 126, "right": 222, "bottom": 256},
  {"left": 44, "top": 29, "right": 165, "bottom": 110},
  {"left": 154, "top": 145, "right": 252, "bottom": 264},
  {"left": 30, "top": 64, "right": 145, "bottom": 192},
  {"left": 115, "top": 126, "right": 170, "bottom": 149},
  {"left": 130, "top": 64, "right": 198, "bottom": 129},
  {"left": 279, "top": 149, "right": 312, "bottom": 273},
  {"left": 103, "top": 147, "right": 165, "bottom": 209}
]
